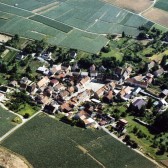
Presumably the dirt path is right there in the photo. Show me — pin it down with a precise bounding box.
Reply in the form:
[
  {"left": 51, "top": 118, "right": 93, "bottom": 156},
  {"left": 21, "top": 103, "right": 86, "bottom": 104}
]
[
  {"left": 0, "top": 147, "right": 31, "bottom": 168},
  {"left": 77, "top": 145, "right": 106, "bottom": 168}
]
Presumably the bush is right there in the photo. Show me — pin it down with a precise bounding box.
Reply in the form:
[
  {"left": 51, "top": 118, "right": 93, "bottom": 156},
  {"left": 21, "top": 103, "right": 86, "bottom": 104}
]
[{"left": 23, "top": 113, "right": 30, "bottom": 119}]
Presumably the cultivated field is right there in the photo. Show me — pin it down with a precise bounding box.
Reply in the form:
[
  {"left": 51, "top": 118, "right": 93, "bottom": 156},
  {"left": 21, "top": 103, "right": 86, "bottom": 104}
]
[
  {"left": 0, "top": 0, "right": 156, "bottom": 53},
  {"left": 154, "top": 0, "right": 168, "bottom": 12},
  {"left": 143, "top": 8, "right": 168, "bottom": 27},
  {"left": 104, "top": 0, "right": 153, "bottom": 13},
  {"left": 0, "top": 106, "right": 17, "bottom": 137},
  {"left": 1, "top": 113, "right": 157, "bottom": 168}
]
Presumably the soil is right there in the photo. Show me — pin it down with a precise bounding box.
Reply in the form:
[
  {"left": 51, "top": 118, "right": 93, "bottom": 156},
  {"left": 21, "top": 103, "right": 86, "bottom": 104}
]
[
  {"left": 0, "top": 147, "right": 31, "bottom": 168},
  {"left": 0, "top": 34, "right": 11, "bottom": 43},
  {"left": 143, "top": 7, "right": 168, "bottom": 27}
]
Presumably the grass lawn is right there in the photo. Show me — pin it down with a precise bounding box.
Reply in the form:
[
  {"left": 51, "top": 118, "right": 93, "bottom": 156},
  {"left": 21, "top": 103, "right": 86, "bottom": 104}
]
[
  {"left": 125, "top": 115, "right": 168, "bottom": 160},
  {"left": 149, "top": 50, "right": 168, "bottom": 62},
  {"left": 0, "top": 106, "right": 17, "bottom": 137},
  {"left": 17, "top": 104, "right": 38, "bottom": 117},
  {"left": 2, "top": 50, "right": 18, "bottom": 63},
  {"left": 101, "top": 49, "right": 123, "bottom": 61},
  {"left": 0, "top": 74, "right": 8, "bottom": 85},
  {"left": 1, "top": 113, "right": 157, "bottom": 168}
]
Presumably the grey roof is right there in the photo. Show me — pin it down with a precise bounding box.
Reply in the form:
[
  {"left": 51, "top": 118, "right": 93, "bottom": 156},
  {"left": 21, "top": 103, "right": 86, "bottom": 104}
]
[{"left": 133, "top": 99, "right": 146, "bottom": 110}]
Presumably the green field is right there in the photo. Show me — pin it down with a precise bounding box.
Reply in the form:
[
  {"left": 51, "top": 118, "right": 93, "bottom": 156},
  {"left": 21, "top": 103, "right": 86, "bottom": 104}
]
[
  {"left": 1, "top": 113, "right": 157, "bottom": 168},
  {"left": 154, "top": 0, "right": 168, "bottom": 12},
  {"left": 0, "top": 0, "right": 157, "bottom": 53},
  {"left": 0, "top": 106, "right": 17, "bottom": 137}
]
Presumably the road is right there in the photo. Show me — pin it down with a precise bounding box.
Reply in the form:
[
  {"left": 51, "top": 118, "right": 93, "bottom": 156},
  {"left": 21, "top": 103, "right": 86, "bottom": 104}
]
[
  {"left": 0, "top": 110, "right": 41, "bottom": 142},
  {"left": 101, "top": 126, "right": 162, "bottom": 168}
]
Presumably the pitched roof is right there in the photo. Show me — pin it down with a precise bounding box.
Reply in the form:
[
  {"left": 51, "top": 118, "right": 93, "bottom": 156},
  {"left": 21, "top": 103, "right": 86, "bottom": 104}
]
[
  {"left": 133, "top": 99, "right": 146, "bottom": 110},
  {"left": 37, "top": 76, "right": 49, "bottom": 88},
  {"left": 80, "top": 76, "right": 90, "bottom": 85}
]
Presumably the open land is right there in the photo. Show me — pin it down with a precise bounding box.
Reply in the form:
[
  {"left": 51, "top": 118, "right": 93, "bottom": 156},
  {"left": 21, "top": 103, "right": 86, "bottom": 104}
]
[
  {"left": 0, "top": 147, "right": 31, "bottom": 168},
  {"left": 104, "top": 0, "right": 153, "bottom": 13}
]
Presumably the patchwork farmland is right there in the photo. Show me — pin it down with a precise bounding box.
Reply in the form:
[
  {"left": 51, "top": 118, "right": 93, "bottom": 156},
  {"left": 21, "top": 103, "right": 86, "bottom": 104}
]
[
  {"left": 0, "top": 0, "right": 156, "bottom": 53},
  {"left": 1, "top": 113, "right": 157, "bottom": 168}
]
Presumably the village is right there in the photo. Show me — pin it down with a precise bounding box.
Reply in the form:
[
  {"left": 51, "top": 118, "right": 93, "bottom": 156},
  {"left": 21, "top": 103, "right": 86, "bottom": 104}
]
[{"left": 0, "top": 48, "right": 167, "bottom": 136}]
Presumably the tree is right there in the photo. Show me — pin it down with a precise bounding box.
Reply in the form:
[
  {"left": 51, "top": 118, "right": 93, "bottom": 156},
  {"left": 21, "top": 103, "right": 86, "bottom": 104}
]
[
  {"left": 160, "top": 55, "right": 167, "bottom": 68},
  {"left": 137, "top": 32, "right": 147, "bottom": 40},
  {"left": 153, "top": 110, "right": 168, "bottom": 132},
  {"left": 123, "top": 135, "right": 130, "bottom": 142},
  {"left": 132, "top": 126, "right": 138, "bottom": 134},
  {"left": 14, "top": 34, "right": 19, "bottom": 41},
  {"left": 146, "top": 98, "right": 153, "bottom": 109},
  {"left": 23, "top": 113, "right": 30, "bottom": 119},
  {"left": 122, "top": 31, "right": 125, "bottom": 38},
  {"left": 26, "top": 66, "right": 32, "bottom": 73}
]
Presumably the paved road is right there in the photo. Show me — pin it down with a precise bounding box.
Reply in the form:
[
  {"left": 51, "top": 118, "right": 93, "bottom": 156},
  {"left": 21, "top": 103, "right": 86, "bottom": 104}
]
[{"left": 0, "top": 110, "right": 41, "bottom": 142}]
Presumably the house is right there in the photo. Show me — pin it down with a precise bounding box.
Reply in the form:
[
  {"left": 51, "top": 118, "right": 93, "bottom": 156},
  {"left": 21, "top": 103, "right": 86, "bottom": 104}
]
[
  {"left": 41, "top": 52, "right": 52, "bottom": 60},
  {"left": 49, "top": 66, "right": 58, "bottom": 75},
  {"left": 81, "top": 71, "right": 88, "bottom": 77},
  {"left": 132, "top": 99, "right": 146, "bottom": 110},
  {"left": 26, "top": 83, "right": 37, "bottom": 94},
  {"left": 70, "top": 51, "right": 77, "bottom": 59},
  {"left": 43, "top": 86, "right": 54, "bottom": 97},
  {"left": 153, "top": 68, "right": 164, "bottom": 77},
  {"left": 16, "top": 53, "right": 26, "bottom": 60},
  {"left": 0, "top": 93, "right": 4, "bottom": 101},
  {"left": 118, "top": 86, "right": 132, "bottom": 101},
  {"left": 80, "top": 76, "right": 90, "bottom": 86},
  {"left": 9, "top": 80, "right": 18, "bottom": 87},
  {"left": 94, "top": 87, "right": 105, "bottom": 99},
  {"left": 148, "top": 61, "right": 156, "bottom": 70},
  {"left": 145, "top": 73, "right": 154, "bottom": 84},
  {"left": 54, "top": 83, "right": 65, "bottom": 91},
  {"left": 20, "top": 77, "right": 29, "bottom": 84},
  {"left": 60, "top": 103, "right": 72, "bottom": 112},
  {"left": 90, "top": 70, "right": 98, "bottom": 78},
  {"left": 37, "top": 66, "right": 49, "bottom": 75},
  {"left": 114, "top": 67, "right": 123, "bottom": 78},
  {"left": 72, "top": 63, "right": 79, "bottom": 71},
  {"left": 37, "top": 76, "right": 49, "bottom": 88},
  {"left": 59, "top": 90, "right": 69, "bottom": 99},
  {"left": 103, "top": 90, "right": 113, "bottom": 103},
  {"left": 122, "top": 67, "right": 132, "bottom": 80},
  {"left": 116, "top": 119, "right": 128, "bottom": 132},
  {"left": 35, "top": 95, "right": 50, "bottom": 105},
  {"left": 43, "top": 104, "right": 57, "bottom": 114},
  {"left": 133, "top": 87, "right": 141, "bottom": 96},
  {"left": 77, "top": 89, "right": 91, "bottom": 102},
  {"left": 61, "top": 65, "right": 71, "bottom": 73},
  {"left": 89, "top": 64, "right": 96, "bottom": 72},
  {"left": 125, "top": 78, "right": 148, "bottom": 89},
  {"left": 49, "top": 79, "right": 59, "bottom": 87},
  {"left": 67, "top": 86, "right": 75, "bottom": 94},
  {"left": 99, "top": 65, "right": 106, "bottom": 72},
  {"left": 160, "top": 89, "right": 168, "bottom": 99}
]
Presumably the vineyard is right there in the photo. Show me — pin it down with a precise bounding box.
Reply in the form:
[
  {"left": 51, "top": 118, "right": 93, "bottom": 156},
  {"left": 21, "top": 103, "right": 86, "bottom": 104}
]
[
  {"left": 0, "top": 106, "right": 16, "bottom": 137},
  {"left": 0, "top": 0, "right": 160, "bottom": 53},
  {"left": 1, "top": 113, "right": 157, "bottom": 168}
]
